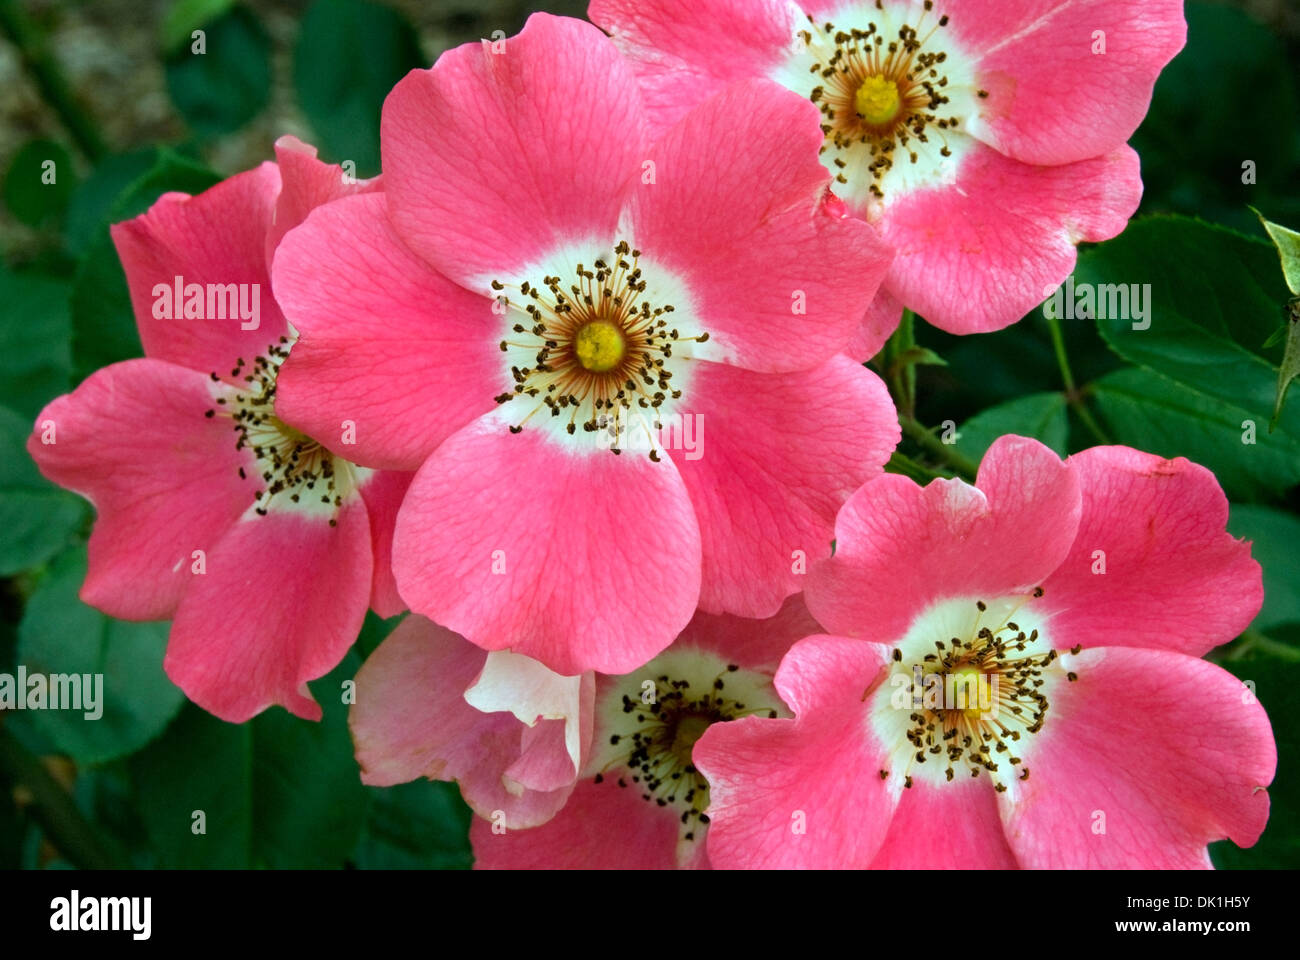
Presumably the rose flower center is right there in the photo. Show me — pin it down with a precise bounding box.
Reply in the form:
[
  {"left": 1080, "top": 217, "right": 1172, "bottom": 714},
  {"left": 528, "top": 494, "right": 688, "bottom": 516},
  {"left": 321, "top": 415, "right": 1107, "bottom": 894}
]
[
  {"left": 872, "top": 592, "right": 1081, "bottom": 796},
  {"left": 593, "top": 649, "right": 786, "bottom": 844},
  {"left": 491, "top": 240, "right": 708, "bottom": 456},
  {"left": 205, "top": 336, "right": 356, "bottom": 524}
]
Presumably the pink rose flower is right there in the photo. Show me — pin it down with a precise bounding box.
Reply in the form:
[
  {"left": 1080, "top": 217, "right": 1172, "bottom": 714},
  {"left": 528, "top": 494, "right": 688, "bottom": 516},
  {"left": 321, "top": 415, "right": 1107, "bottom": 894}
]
[
  {"left": 470, "top": 595, "right": 821, "bottom": 869},
  {"left": 589, "top": 0, "right": 1187, "bottom": 340},
  {"left": 272, "top": 14, "right": 899, "bottom": 675},
  {"left": 694, "top": 436, "right": 1275, "bottom": 868},
  {"left": 27, "top": 137, "right": 408, "bottom": 723}
]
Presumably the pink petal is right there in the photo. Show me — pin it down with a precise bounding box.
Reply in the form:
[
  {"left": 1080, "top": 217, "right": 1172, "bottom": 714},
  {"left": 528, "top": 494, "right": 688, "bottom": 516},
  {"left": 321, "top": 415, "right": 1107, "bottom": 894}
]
[
  {"left": 677, "top": 592, "right": 824, "bottom": 672},
  {"left": 670, "top": 356, "right": 898, "bottom": 618},
  {"left": 165, "top": 500, "right": 372, "bottom": 722},
  {"left": 1003, "top": 647, "right": 1275, "bottom": 868},
  {"left": 464, "top": 651, "right": 592, "bottom": 786},
  {"left": 356, "top": 469, "right": 413, "bottom": 617},
  {"left": 381, "top": 13, "right": 648, "bottom": 287},
  {"left": 393, "top": 414, "right": 702, "bottom": 675},
  {"left": 807, "top": 435, "right": 1080, "bottom": 642},
  {"left": 953, "top": 0, "right": 1186, "bottom": 166},
  {"left": 694, "top": 634, "right": 896, "bottom": 868},
  {"left": 505, "top": 719, "right": 584, "bottom": 795},
  {"left": 267, "top": 134, "right": 382, "bottom": 258},
  {"left": 852, "top": 288, "right": 904, "bottom": 362},
  {"left": 351, "top": 615, "right": 577, "bottom": 827},
  {"left": 272, "top": 193, "right": 502, "bottom": 470},
  {"left": 588, "top": 0, "right": 800, "bottom": 141},
  {"left": 26, "top": 359, "right": 249, "bottom": 621},
  {"left": 629, "top": 79, "right": 893, "bottom": 372},
  {"left": 1039, "top": 446, "right": 1262, "bottom": 658},
  {"left": 471, "top": 777, "right": 687, "bottom": 869},
  {"left": 110, "top": 163, "right": 289, "bottom": 378},
  {"left": 881, "top": 143, "right": 1141, "bottom": 334},
  {"left": 868, "top": 778, "right": 1018, "bottom": 868}
]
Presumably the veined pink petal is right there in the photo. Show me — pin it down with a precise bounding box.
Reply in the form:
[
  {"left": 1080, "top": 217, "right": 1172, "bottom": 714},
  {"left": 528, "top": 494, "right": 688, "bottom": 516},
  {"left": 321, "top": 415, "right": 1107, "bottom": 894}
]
[
  {"left": 1039, "top": 447, "right": 1262, "bottom": 658},
  {"left": 382, "top": 13, "right": 648, "bottom": 287},
  {"left": 807, "top": 435, "right": 1080, "bottom": 642},
  {"left": 694, "top": 634, "right": 896, "bottom": 868},
  {"left": 852, "top": 288, "right": 904, "bottom": 362},
  {"left": 954, "top": 0, "right": 1186, "bottom": 166},
  {"left": 26, "top": 358, "right": 250, "bottom": 621},
  {"left": 393, "top": 413, "right": 702, "bottom": 676},
  {"left": 267, "top": 134, "right": 381, "bottom": 259},
  {"left": 165, "top": 499, "right": 372, "bottom": 722},
  {"left": 110, "top": 163, "right": 288, "bottom": 378},
  {"left": 505, "top": 721, "right": 577, "bottom": 795},
  {"left": 351, "top": 615, "right": 579, "bottom": 828},
  {"left": 356, "top": 469, "right": 413, "bottom": 618},
  {"left": 880, "top": 143, "right": 1141, "bottom": 334},
  {"left": 628, "top": 79, "right": 893, "bottom": 372},
  {"left": 1003, "top": 647, "right": 1275, "bottom": 869},
  {"left": 676, "top": 592, "right": 824, "bottom": 672},
  {"left": 670, "top": 356, "right": 898, "bottom": 618},
  {"left": 272, "top": 193, "right": 503, "bottom": 471},
  {"left": 471, "top": 777, "right": 688, "bottom": 869},
  {"left": 868, "top": 778, "right": 1018, "bottom": 868},
  {"left": 589, "top": 0, "right": 802, "bottom": 142},
  {"left": 465, "top": 651, "right": 592, "bottom": 785}
]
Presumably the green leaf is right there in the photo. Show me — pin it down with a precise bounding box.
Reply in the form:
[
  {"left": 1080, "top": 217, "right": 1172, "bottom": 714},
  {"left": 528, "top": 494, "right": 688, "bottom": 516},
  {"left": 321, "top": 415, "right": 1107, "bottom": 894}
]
[
  {"left": 107, "top": 149, "right": 223, "bottom": 223},
  {"left": 1078, "top": 215, "right": 1300, "bottom": 498},
  {"left": 1255, "top": 210, "right": 1300, "bottom": 296},
  {"left": 62, "top": 151, "right": 156, "bottom": 258},
  {"left": 0, "top": 406, "right": 86, "bottom": 577},
  {"left": 895, "top": 346, "right": 947, "bottom": 368},
  {"left": 12, "top": 545, "right": 183, "bottom": 764},
  {"left": 69, "top": 150, "right": 221, "bottom": 380},
  {"left": 1228, "top": 505, "right": 1300, "bottom": 632},
  {"left": 1273, "top": 300, "right": 1300, "bottom": 429},
  {"left": 356, "top": 609, "right": 404, "bottom": 661},
  {"left": 1210, "top": 640, "right": 1300, "bottom": 868},
  {"left": 885, "top": 451, "right": 940, "bottom": 484},
  {"left": 129, "top": 655, "right": 368, "bottom": 868},
  {"left": 955, "top": 391, "right": 1068, "bottom": 463},
  {"left": 1077, "top": 216, "right": 1292, "bottom": 428},
  {"left": 69, "top": 237, "right": 139, "bottom": 379},
  {"left": 1092, "top": 367, "right": 1300, "bottom": 502},
  {"left": 353, "top": 780, "right": 473, "bottom": 869},
  {"left": 294, "top": 0, "right": 424, "bottom": 178},
  {"left": 160, "top": 0, "right": 237, "bottom": 55},
  {"left": 3, "top": 140, "right": 75, "bottom": 228},
  {"left": 0, "top": 267, "right": 72, "bottom": 419},
  {"left": 164, "top": 5, "right": 271, "bottom": 137},
  {"left": 1251, "top": 210, "right": 1300, "bottom": 426}
]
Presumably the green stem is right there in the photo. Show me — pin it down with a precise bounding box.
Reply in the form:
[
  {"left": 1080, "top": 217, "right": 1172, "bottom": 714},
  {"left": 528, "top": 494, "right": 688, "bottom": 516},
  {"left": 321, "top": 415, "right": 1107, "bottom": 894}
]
[
  {"left": 1071, "top": 387, "right": 1113, "bottom": 445},
  {"left": 886, "top": 450, "right": 949, "bottom": 484},
  {"left": 1222, "top": 628, "right": 1300, "bottom": 663},
  {"left": 899, "top": 309, "right": 917, "bottom": 421},
  {"left": 0, "top": 0, "right": 108, "bottom": 162},
  {"left": 1046, "top": 312, "right": 1077, "bottom": 394},
  {"left": 0, "top": 725, "right": 119, "bottom": 869},
  {"left": 1045, "top": 313, "right": 1111, "bottom": 445},
  {"left": 900, "top": 417, "right": 978, "bottom": 480}
]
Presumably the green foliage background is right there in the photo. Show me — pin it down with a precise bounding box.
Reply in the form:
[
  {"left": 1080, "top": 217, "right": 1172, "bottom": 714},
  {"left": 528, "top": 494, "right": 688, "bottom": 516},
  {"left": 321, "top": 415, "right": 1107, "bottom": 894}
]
[{"left": 0, "top": 0, "right": 1297, "bottom": 868}]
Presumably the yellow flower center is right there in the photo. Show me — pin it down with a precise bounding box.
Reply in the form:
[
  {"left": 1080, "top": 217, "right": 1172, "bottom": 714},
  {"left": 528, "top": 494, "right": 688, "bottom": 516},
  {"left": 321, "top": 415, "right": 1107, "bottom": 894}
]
[
  {"left": 574, "top": 319, "right": 626, "bottom": 373},
  {"left": 855, "top": 75, "right": 901, "bottom": 125},
  {"left": 946, "top": 664, "right": 992, "bottom": 721},
  {"left": 670, "top": 713, "right": 712, "bottom": 765}
]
